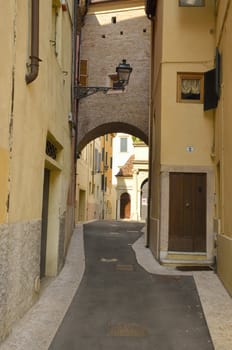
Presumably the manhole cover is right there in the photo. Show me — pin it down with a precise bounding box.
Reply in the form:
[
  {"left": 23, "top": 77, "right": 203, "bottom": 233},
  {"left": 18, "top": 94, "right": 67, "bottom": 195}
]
[
  {"left": 108, "top": 323, "right": 148, "bottom": 337},
  {"left": 116, "top": 264, "right": 134, "bottom": 271}
]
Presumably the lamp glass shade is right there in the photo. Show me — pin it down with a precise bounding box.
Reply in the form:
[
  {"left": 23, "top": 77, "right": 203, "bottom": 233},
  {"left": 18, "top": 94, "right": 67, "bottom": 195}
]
[
  {"left": 179, "top": 0, "right": 205, "bottom": 6},
  {"left": 116, "top": 59, "right": 132, "bottom": 85}
]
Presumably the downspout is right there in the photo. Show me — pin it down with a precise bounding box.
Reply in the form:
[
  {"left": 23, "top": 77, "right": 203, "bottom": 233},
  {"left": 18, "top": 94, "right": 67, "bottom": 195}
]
[
  {"left": 145, "top": 0, "right": 157, "bottom": 248},
  {"left": 25, "top": 0, "right": 40, "bottom": 84}
]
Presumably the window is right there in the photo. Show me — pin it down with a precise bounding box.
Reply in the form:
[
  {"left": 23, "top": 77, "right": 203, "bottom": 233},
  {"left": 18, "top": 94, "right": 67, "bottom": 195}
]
[
  {"left": 98, "top": 153, "right": 101, "bottom": 172},
  {"left": 94, "top": 148, "right": 98, "bottom": 172},
  {"left": 120, "top": 137, "right": 128, "bottom": 152},
  {"left": 105, "top": 152, "right": 108, "bottom": 166},
  {"left": 79, "top": 60, "right": 88, "bottom": 86},
  {"left": 177, "top": 73, "right": 204, "bottom": 103},
  {"left": 102, "top": 147, "right": 105, "bottom": 161},
  {"left": 101, "top": 175, "right": 105, "bottom": 191}
]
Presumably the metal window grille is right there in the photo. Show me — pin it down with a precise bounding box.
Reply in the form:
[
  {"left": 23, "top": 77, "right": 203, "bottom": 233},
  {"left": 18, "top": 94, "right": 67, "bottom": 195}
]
[{"left": 46, "top": 140, "right": 57, "bottom": 160}]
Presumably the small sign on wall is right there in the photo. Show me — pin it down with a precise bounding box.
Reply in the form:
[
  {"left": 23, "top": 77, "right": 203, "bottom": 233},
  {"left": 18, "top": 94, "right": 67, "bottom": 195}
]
[{"left": 186, "top": 146, "right": 194, "bottom": 153}]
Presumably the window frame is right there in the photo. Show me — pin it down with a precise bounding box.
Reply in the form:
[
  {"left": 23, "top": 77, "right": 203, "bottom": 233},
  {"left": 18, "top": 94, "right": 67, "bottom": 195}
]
[
  {"left": 177, "top": 72, "right": 204, "bottom": 104},
  {"left": 120, "top": 137, "right": 128, "bottom": 153}
]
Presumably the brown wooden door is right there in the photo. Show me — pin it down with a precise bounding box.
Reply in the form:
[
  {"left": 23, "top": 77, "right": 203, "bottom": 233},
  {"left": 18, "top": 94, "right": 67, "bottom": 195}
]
[
  {"left": 120, "top": 193, "right": 131, "bottom": 219},
  {"left": 169, "top": 173, "right": 206, "bottom": 252}
]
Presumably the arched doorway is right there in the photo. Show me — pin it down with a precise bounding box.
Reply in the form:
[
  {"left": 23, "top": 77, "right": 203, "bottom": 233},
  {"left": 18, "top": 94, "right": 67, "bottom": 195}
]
[{"left": 120, "top": 192, "right": 131, "bottom": 219}]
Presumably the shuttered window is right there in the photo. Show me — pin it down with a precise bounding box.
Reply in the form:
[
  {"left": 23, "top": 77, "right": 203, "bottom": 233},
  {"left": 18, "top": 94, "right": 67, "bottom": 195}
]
[
  {"left": 80, "top": 60, "right": 88, "bottom": 86},
  {"left": 177, "top": 73, "right": 204, "bottom": 104}
]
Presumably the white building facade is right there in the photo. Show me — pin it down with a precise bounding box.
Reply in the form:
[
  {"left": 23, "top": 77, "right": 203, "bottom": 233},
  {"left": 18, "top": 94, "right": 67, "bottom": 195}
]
[{"left": 112, "top": 134, "right": 148, "bottom": 221}]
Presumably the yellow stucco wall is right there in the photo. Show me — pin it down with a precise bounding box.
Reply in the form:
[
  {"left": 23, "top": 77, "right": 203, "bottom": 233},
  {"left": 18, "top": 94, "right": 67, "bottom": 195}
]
[
  {"left": 216, "top": 0, "right": 232, "bottom": 236},
  {"left": 161, "top": 0, "right": 215, "bottom": 166},
  {"left": 0, "top": 2, "right": 14, "bottom": 224},
  {"left": 0, "top": 0, "right": 74, "bottom": 340},
  {"left": 149, "top": 0, "right": 215, "bottom": 259},
  {"left": 161, "top": 64, "right": 214, "bottom": 166},
  {"left": 215, "top": 0, "right": 232, "bottom": 295},
  {"left": 0, "top": 150, "right": 9, "bottom": 223},
  {"left": 0, "top": 0, "right": 73, "bottom": 224}
]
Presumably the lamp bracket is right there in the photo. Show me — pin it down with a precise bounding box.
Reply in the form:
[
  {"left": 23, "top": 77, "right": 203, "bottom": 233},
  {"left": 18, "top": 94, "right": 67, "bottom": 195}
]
[{"left": 75, "top": 84, "right": 124, "bottom": 99}]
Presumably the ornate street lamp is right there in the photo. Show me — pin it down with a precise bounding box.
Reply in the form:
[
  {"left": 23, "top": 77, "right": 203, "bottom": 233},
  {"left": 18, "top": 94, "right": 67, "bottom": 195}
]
[{"left": 76, "top": 59, "right": 133, "bottom": 99}]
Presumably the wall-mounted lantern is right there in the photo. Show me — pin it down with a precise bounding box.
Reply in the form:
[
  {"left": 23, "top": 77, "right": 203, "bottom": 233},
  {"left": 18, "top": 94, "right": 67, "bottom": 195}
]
[{"left": 75, "top": 59, "right": 133, "bottom": 99}]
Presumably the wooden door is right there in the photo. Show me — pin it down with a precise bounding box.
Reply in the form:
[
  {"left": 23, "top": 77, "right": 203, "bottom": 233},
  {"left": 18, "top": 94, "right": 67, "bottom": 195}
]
[
  {"left": 40, "top": 168, "right": 50, "bottom": 278},
  {"left": 169, "top": 173, "right": 206, "bottom": 252},
  {"left": 120, "top": 193, "right": 131, "bottom": 219}
]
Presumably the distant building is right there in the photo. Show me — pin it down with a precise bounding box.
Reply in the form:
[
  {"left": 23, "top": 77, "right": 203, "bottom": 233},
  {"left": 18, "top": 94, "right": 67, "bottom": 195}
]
[
  {"left": 112, "top": 134, "right": 149, "bottom": 221},
  {"left": 76, "top": 134, "right": 114, "bottom": 222}
]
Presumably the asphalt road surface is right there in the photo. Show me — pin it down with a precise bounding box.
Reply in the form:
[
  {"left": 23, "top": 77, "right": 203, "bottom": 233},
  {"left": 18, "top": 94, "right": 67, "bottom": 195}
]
[{"left": 49, "top": 220, "right": 214, "bottom": 350}]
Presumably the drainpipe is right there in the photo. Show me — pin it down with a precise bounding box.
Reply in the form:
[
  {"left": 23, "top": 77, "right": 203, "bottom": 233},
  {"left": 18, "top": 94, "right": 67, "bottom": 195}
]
[{"left": 26, "top": 0, "right": 40, "bottom": 84}]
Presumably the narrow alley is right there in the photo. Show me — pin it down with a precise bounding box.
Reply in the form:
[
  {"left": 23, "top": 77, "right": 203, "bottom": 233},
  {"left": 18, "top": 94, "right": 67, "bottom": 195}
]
[
  {"left": 49, "top": 221, "right": 213, "bottom": 350},
  {"left": 2, "top": 1, "right": 232, "bottom": 349},
  {"left": 1, "top": 220, "right": 232, "bottom": 349}
]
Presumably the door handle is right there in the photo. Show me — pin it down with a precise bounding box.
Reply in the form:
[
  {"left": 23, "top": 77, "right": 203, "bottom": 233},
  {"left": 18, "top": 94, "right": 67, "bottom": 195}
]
[{"left": 185, "top": 202, "right": 190, "bottom": 208}]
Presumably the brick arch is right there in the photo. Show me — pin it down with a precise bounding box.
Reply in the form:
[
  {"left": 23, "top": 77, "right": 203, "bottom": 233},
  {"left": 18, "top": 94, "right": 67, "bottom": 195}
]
[{"left": 77, "top": 122, "right": 148, "bottom": 152}]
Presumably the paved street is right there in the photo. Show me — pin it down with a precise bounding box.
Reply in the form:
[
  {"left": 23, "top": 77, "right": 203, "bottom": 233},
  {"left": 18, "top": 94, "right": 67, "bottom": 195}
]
[{"left": 49, "top": 221, "right": 213, "bottom": 350}]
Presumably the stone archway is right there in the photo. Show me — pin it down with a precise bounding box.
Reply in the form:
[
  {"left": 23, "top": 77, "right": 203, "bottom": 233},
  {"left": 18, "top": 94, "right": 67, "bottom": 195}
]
[{"left": 77, "top": 122, "right": 148, "bottom": 152}]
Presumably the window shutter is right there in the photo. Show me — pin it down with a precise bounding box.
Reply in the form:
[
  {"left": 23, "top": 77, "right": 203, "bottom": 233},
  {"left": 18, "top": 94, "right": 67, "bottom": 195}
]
[
  {"left": 204, "top": 69, "right": 218, "bottom": 111},
  {"left": 101, "top": 175, "right": 104, "bottom": 191},
  {"left": 80, "top": 60, "right": 88, "bottom": 86}
]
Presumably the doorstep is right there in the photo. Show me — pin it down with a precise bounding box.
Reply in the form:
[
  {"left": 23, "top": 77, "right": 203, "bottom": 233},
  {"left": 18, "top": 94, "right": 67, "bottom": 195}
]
[{"left": 161, "top": 252, "right": 214, "bottom": 267}]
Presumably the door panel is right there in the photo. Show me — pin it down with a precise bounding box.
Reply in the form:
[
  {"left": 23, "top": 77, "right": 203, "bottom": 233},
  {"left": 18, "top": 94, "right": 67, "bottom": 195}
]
[{"left": 169, "top": 173, "right": 206, "bottom": 252}]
